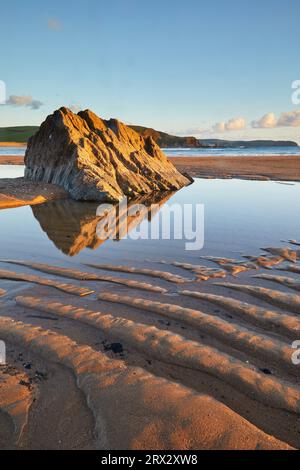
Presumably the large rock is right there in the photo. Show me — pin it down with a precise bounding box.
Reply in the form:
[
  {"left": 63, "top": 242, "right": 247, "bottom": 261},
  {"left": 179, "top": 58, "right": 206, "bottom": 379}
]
[{"left": 24, "top": 107, "right": 191, "bottom": 201}]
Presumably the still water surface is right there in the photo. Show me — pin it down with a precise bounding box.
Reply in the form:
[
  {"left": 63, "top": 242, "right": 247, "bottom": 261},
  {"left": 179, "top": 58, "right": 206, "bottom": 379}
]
[{"left": 0, "top": 165, "right": 299, "bottom": 269}]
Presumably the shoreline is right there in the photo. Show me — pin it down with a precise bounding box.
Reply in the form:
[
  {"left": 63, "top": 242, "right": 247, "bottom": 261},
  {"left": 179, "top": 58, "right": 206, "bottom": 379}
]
[
  {"left": 0, "top": 163, "right": 300, "bottom": 448},
  {"left": 1, "top": 155, "right": 300, "bottom": 210},
  {"left": 3, "top": 155, "right": 300, "bottom": 183},
  {"left": 0, "top": 155, "right": 25, "bottom": 165},
  {"left": 0, "top": 177, "right": 68, "bottom": 209},
  {"left": 169, "top": 155, "right": 300, "bottom": 182},
  {"left": 0, "top": 142, "right": 26, "bottom": 147}
]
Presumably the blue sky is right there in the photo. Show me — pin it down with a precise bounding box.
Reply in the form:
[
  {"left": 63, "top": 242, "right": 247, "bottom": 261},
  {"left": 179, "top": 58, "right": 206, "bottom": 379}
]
[{"left": 1, "top": 0, "right": 300, "bottom": 141}]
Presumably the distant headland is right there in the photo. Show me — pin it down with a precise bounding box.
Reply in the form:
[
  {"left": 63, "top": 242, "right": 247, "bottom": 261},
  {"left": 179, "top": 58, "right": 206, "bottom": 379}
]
[
  {"left": 0, "top": 124, "right": 298, "bottom": 149},
  {"left": 130, "top": 126, "right": 298, "bottom": 148}
]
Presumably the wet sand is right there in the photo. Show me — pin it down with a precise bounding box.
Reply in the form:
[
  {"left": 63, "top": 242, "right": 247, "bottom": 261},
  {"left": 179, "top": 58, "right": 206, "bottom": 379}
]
[
  {"left": 0, "top": 245, "right": 300, "bottom": 449},
  {"left": 0, "top": 158, "right": 300, "bottom": 449},
  {"left": 0, "top": 156, "right": 25, "bottom": 166},
  {"left": 2, "top": 154, "right": 300, "bottom": 182},
  {"left": 0, "top": 177, "right": 68, "bottom": 209},
  {"left": 170, "top": 155, "right": 300, "bottom": 182}
]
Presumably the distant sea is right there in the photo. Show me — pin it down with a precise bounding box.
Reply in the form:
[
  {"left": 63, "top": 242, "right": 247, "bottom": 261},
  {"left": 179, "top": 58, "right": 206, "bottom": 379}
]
[
  {"left": 164, "top": 146, "right": 300, "bottom": 157},
  {"left": 0, "top": 147, "right": 26, "bottom": 156},
  {"left": 1, "top": 145, "right": 300, "bottom": 158}
]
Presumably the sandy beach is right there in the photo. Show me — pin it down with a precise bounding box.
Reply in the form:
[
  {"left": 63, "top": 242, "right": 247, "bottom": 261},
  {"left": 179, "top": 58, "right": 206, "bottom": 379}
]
[
  {"left": 0, "top": 156, "right": 25, "bottom": 166},
  {"left": 0, "top": 177, "right": 68, "bottom": 209},
  {"left": 0, "top": 142, "right": 26, "bottom": 147},
  {"left": 169, "top": 155, "right": 300, "bottom": 182},
  {"left": 0, "top": 117, "right": 299, "bottom": 450},
  {"left": 0, "top": 246, "right": 299, "bottom": 449},
  {"left": 1, "top": 153, "right": 300, "bottom": 210},
  {"left": 1, "top": 157, "right": 300, "bottom": 449},
  {"left": 2, "top": 154, "right": 300, "bottom": 182},
  {"left": 2, "top": 0, "right": 300, "bottom": 457}
]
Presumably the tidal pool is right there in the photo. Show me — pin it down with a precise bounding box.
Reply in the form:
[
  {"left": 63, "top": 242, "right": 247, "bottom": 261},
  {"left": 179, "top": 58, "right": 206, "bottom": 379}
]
[{"left": 0, "top": 165, "right": 299, "bottom": 269}]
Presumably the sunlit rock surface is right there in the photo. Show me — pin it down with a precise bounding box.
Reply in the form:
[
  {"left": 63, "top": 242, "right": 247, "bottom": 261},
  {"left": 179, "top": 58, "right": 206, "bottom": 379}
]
[{"left": 25, "top": 107, "right": 190, "bottom": 201}]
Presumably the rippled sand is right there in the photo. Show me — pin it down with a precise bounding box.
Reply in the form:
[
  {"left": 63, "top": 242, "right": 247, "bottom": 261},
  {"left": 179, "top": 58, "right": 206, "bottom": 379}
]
[{"left": 0, "top": 242, "right": 299, "bottom": 449}]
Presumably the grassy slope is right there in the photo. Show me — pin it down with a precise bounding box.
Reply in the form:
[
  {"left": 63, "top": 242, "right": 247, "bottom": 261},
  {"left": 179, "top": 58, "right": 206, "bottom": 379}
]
[
  {"left": 1, "top": 124, "right": 297, "bottom": 148},
  {"left": 130, "top": 125, "right": 201, "bottom": 148},
  {"left": 0, "top": 126, "right": 39, "bottom": 143},
  {"left": 1, "top": 124, "right": 200, "bottom": 147}
]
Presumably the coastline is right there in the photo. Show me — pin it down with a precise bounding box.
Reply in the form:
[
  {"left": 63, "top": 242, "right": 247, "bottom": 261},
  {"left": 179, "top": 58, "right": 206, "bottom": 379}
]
[
  {"left": 0, "top": 177, "right": 68, "bottom": 209},
  {"left": 0, "top": 142, "right": 26, "bottom": 147},
  {"left": 169, "top": 155, "right": 300, "bottom": 182},
  {"left": 2, "top": 154, "right": 300, "bottom": 182},
  {"left": 0, "top": 155, "right": 25, "bottom": 165},
  {"left": 1, "top": 153, "right": 300, "bottom": 210},
  {"left": 1, "top": 157, "right": 300, "bottom": 448}
]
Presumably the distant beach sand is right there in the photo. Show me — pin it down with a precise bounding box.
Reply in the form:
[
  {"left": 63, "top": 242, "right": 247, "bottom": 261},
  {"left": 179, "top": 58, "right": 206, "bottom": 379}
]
[
  {"left": 0, "top": 177, "right": 68, "bottom": 209},
  {"left": 0, "top": 155, "right": 25, "bottom": 165},
  {"left": 0, "top": 142, "right": 26, "bottom": 147},
  {"left": 1, "top": 154, "right": 300, "bottom": 210},
  {"left": 169, "top": 155, "right": 300, "bottom": 182},
  {"left": 2, "top": 154, "right": 300, "bottom": 182}
]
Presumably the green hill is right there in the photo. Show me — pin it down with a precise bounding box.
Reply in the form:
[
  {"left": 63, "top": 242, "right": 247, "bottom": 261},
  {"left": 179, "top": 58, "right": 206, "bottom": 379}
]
[
  {"left": 130, "top": 125, "right": 202, "bottom": 148},
  {"left": 0, "top": 126, "right": 39, "bottom": 143},
  {"left": 130, "top": 125, "right": 298, "bottom": 148},
  {"left": 1, "top": 124, "right": 298, "bottom": 148},
  {"left": 199, "top": 138, "right": 298, "bottom": 148}
]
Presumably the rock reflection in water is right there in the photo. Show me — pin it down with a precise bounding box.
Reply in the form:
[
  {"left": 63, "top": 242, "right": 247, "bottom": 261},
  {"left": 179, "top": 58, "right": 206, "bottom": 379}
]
[{"left": 31, "top": 192, "right": 174, "bottom": 256}]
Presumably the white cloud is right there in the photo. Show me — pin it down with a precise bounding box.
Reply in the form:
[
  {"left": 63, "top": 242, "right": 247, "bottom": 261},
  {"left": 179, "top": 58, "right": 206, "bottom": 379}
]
[
  {"left": 212, "top": 122, "right": 226, "bottom": 133},
  {"left": 177, "top": 110, "right": 300, "bottom": 139},
  {"left": 252, "top": 110, "right": 300, "bottom": 129},
  {"left": 212, "top": 117, "right": 246, "bottom": 133},
  {"left": 225, "top": 117, "right": 246, "bottom": 131},
  {"left": 6, "top": 95, "right": 43, "bottom": 110},
  {"left": 251, "top": 112, "right": 277, "bottom": 129},
  {"left": 277, "top": 110, "right": 300, "bottom": 127},
  {"left": 47, "top": 18, "right": 62, "bottom": 31}
]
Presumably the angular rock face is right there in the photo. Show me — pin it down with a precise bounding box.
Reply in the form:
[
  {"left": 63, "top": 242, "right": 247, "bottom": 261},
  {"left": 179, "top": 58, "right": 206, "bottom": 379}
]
[{"left": 25, "top": 107, "right": 191, "bottom": 201}]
